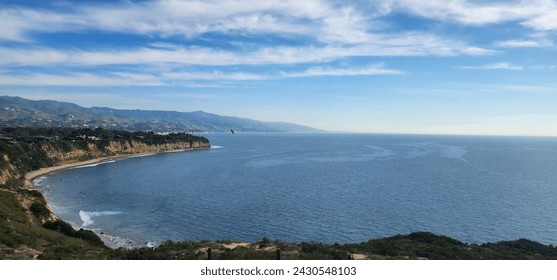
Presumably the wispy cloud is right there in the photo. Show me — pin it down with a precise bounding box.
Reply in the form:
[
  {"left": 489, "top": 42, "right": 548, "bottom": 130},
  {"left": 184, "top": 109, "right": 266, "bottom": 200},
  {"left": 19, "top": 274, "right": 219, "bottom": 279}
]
[
  {"left": 0, "top": 72, "right": 164, "bottom": 86},
  {"left": 386, "top": 0, "right": 557, "bottom": 31},
  {"left": 280, "top": 64, "right": 403, "bottom": 78},
  {"left": 162, "top": 71, "right": 269, "bottom": 81},
  {"left": 0, "top": 35, "right": 492, "bottom": 67},
  {"left": 495, "top": 39, "right": 553, "bottom": 48},
  {"left": 0, "top": 63, "right": 402, "bottom": 86},
  {"left": 522, "top": 9, "right": 557, "bottom": 31},
  {"left": 458, "top": 62, "right": 524, "bottom": 70},
  {"left": 0, "top": 0, "right": 494, "bottom": 59},
  {"left": 0, "top": 0, "right": 358, "bottom": 44}
]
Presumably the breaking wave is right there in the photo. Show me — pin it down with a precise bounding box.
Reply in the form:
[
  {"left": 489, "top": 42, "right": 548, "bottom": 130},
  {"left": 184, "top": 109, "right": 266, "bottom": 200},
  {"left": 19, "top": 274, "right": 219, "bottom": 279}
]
[
  {"left": 79, "top": 210, "right": 122, "bottom": 227},
  {"left": 73, "top": 160, "right": 116, "bottom": 169}
]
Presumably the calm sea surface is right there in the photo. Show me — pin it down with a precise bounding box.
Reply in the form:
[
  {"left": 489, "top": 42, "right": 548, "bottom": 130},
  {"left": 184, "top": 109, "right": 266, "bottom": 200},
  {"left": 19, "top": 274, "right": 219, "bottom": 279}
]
[{"left": 35, "top": 133, "right": 557, "bottom": 247}]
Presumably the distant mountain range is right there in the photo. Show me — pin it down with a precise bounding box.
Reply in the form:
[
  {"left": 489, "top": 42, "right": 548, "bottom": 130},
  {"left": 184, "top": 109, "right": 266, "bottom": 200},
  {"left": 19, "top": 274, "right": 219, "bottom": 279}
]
[{"left": 0, "top": 96, "right": 320, "bottom": 133}]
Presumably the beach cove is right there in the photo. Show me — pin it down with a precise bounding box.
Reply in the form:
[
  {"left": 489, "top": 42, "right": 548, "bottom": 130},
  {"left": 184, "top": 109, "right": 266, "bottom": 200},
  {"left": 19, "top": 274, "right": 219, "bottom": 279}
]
[{"left": 27, "top": 149, "right": 210, "bottom": 248}]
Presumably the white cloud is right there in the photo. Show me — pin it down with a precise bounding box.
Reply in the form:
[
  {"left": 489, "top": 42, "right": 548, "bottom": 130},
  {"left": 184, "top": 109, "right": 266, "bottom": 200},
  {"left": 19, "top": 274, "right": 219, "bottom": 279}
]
[
  {"left": 495, "top": 39, "right": 553, "bottom": 48},
  {"left": 0, "top": 72, "right": 164, "bottom": 86},
  {"left": 0, "top": 32, "right": 493, "bottom": 67},
  {"left": 0, "top": 0, "right": 500, "bottom": 88},
  {"left": 386, "top": 0, "right": 557, "bottom": 30},
  {"left": 459, "top": 62, "right": 524, "bottom": 70},
  {"left": 160, "top": 64, "right": 403, "bottom": 81},
  {"left": 522, "top": 9, "right": 557, "bottom": 31},
  {"left": 0, "top": 47, "right": 70, "bottom": 65},
  {"left": 0, "top": 0, "right": 336, "bottom": 42},
  {"left": 162, "top": 71, "right": 269, "bottom": 81},
  {"left": 0, "top": 63, "right": 402, "bottom": 87},
  {"left": 318, "top": 6, "right": 373, "bottom": 44},
  {"left": 280, "top": 64, "right": 403, "bottom": 78},
  {"left": 0, "top": 0, "right": 496, "bottom": 53},
  {"left": 0, "top": 8, "right": 89, "bottom": 41}
]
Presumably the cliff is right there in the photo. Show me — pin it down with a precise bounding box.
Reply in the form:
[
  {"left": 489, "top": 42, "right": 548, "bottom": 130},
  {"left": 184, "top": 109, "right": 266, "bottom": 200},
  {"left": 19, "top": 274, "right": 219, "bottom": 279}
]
[
  {"left": 0, "top": 127, "right": 210, "bottom": 187},
  {"left": 0, "top": 127, "right": 210, "bottom": 259}
]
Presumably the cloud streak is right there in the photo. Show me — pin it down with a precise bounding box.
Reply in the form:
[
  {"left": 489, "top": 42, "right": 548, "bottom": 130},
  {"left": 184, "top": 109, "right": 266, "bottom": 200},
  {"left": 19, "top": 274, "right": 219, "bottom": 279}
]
[
  {"left": 0, "top": 35, "right": 492, "bottom": 67},
  {"left": 458, "top": 62, "right": 524, "bottom": 70},
  {"left": 495, "top": 39, "right": 553, "bottom": 48},
  {"left": 0, "top": 0, "right": 350, "bottom": 43},
  {"left": 0, "top": 72, "right": 164, "bottom": 86},
  {"left": 0, "top": 0, "right": 495, "bottom": 57},
  {"left": 0, "top": 63, "right": 402, "bottom": 86},
  {"left": 386, "top": 0, "right": 557, "bottom": 31},
  {"left": 280, "top": 64, "right": 403, "bottom": 78}
]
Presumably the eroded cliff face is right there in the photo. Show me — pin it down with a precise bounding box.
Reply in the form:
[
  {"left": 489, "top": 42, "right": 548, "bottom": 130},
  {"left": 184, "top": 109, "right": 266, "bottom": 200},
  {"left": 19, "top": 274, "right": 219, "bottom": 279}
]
[
  {"left": 40, "top": 140, "right": 209, "bottom": 164},
  {"left": 0, "top": 139, "right": 210, "bottom": 186},
  {"left": 0, "top": 154, "right": 17, "bottom": 186}
]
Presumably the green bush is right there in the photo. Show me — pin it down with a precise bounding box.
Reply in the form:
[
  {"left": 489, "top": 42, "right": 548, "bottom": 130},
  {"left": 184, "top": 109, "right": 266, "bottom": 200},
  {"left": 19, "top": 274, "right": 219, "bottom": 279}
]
[
  {"left": 43, "top": 220, "right": 104, "bottom": 247},
  {"left": 29, "top": 202, "right": 50, "bottom": 218}
]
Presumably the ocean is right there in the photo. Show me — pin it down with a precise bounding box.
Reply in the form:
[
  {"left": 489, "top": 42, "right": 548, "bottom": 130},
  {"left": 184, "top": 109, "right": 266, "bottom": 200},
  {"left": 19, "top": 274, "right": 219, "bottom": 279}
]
[{"left": 34, "top": 133, "right": 557, "bottom": 247}]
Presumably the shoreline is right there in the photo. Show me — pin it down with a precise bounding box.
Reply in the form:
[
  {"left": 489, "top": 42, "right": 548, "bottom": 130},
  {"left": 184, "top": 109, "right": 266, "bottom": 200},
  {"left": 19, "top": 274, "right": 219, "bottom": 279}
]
[
  {"left": 25, "top": 156, "right": 124, "bottom": 188},
  {"left": 24, "top": 147, "right": 210, "bottom": 187},
  {"left": 24, "top": 147, "right": 211, "bottom": 249}
]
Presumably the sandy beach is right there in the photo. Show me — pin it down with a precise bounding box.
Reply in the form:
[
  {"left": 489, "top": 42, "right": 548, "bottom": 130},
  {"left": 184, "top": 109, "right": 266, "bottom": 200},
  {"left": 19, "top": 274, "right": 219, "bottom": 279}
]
[
  {"left": 22, "top": 149, "right": 204, "bottom": 249},
  {"left": 22, "top": 155, "right": 132, "bottom": 245},
  {"left": 22, "top": 146, "right": 211, "bottom": 248},
  {"left": 24, "top": 147, "right": 209, "bottom": 188},
  {"left": 24, "top": 155, "right": 126, "bottom": 188}
]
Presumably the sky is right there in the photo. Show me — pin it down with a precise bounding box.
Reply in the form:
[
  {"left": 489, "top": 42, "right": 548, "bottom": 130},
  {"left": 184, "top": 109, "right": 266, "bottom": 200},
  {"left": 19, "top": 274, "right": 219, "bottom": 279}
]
[{"left": 0, "top": 0, "right": 556, "bottom": 136}]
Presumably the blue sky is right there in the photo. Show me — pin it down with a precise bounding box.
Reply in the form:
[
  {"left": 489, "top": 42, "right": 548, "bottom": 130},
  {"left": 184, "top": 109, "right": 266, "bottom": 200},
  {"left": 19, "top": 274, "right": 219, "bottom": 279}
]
[{"left": 1, "top": 0, "right": 556, "bottom": 136}]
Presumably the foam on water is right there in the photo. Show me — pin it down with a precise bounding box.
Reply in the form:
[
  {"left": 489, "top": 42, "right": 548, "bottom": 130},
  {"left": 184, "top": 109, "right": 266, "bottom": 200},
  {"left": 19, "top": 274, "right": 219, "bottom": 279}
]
[
  {"left": 165, "top": 149, "right": 186, "bottom": 153},
  {"left": 128, "top": 153, "right": 156, "bottom": 158},
  {"left": 73, "top": 160, "right": 116, "bottom": 169},
  {"left": 211, "top": 145, "right": 224, "bottom": 149},
  {"left": 32, "top": 176, "right": 47, "bottom": 186},
  {"left": 79, "top": 210, "right": 122, "bottom": 227}
]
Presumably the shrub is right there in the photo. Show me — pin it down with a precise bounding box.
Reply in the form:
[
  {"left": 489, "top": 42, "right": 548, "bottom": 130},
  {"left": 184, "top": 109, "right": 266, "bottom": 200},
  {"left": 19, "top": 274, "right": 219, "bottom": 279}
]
[
  {"left": 43, "top": 220, "right": 104, "bottom": 247},
  {"left": 29, "top": 202, "right": 50, "bottom": 218}
]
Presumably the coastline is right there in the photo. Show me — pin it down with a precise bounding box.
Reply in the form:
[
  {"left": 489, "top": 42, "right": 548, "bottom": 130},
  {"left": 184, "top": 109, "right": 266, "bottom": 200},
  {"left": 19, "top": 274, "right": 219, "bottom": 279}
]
[
  {"left": 25, "top": 156, "right": 123, "bottom": 188},
  {"left": 24, "top": 147, "right": 211, "bottom": 249},
  {"left": 24, "top": 147, "right": 210, "bottom": 188}
]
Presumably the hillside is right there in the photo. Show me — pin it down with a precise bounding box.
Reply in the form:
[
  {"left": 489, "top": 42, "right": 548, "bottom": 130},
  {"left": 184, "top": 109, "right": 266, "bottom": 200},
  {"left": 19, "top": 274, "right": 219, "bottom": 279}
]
[{"left": 0, "top": 96, "right": 320, "bottom": 133}]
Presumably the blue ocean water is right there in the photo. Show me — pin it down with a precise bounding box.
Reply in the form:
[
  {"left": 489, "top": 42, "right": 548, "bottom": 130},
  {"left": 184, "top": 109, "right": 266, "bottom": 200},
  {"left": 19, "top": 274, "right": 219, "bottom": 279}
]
[{"left": 35, "top": 133, "right": 557, "bottom": 247}]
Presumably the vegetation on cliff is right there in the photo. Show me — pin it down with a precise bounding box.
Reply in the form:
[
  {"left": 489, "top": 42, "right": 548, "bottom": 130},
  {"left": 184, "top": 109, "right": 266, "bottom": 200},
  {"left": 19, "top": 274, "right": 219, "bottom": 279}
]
[
  {"left": 0, "top": 127, "right": 208, "bottom": 259},
  {"left": 0, "top": 127, "right": 210, "bottom": 187},
  {"left": 1, "top": 127, "right": 557, "bottom": 260}
]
